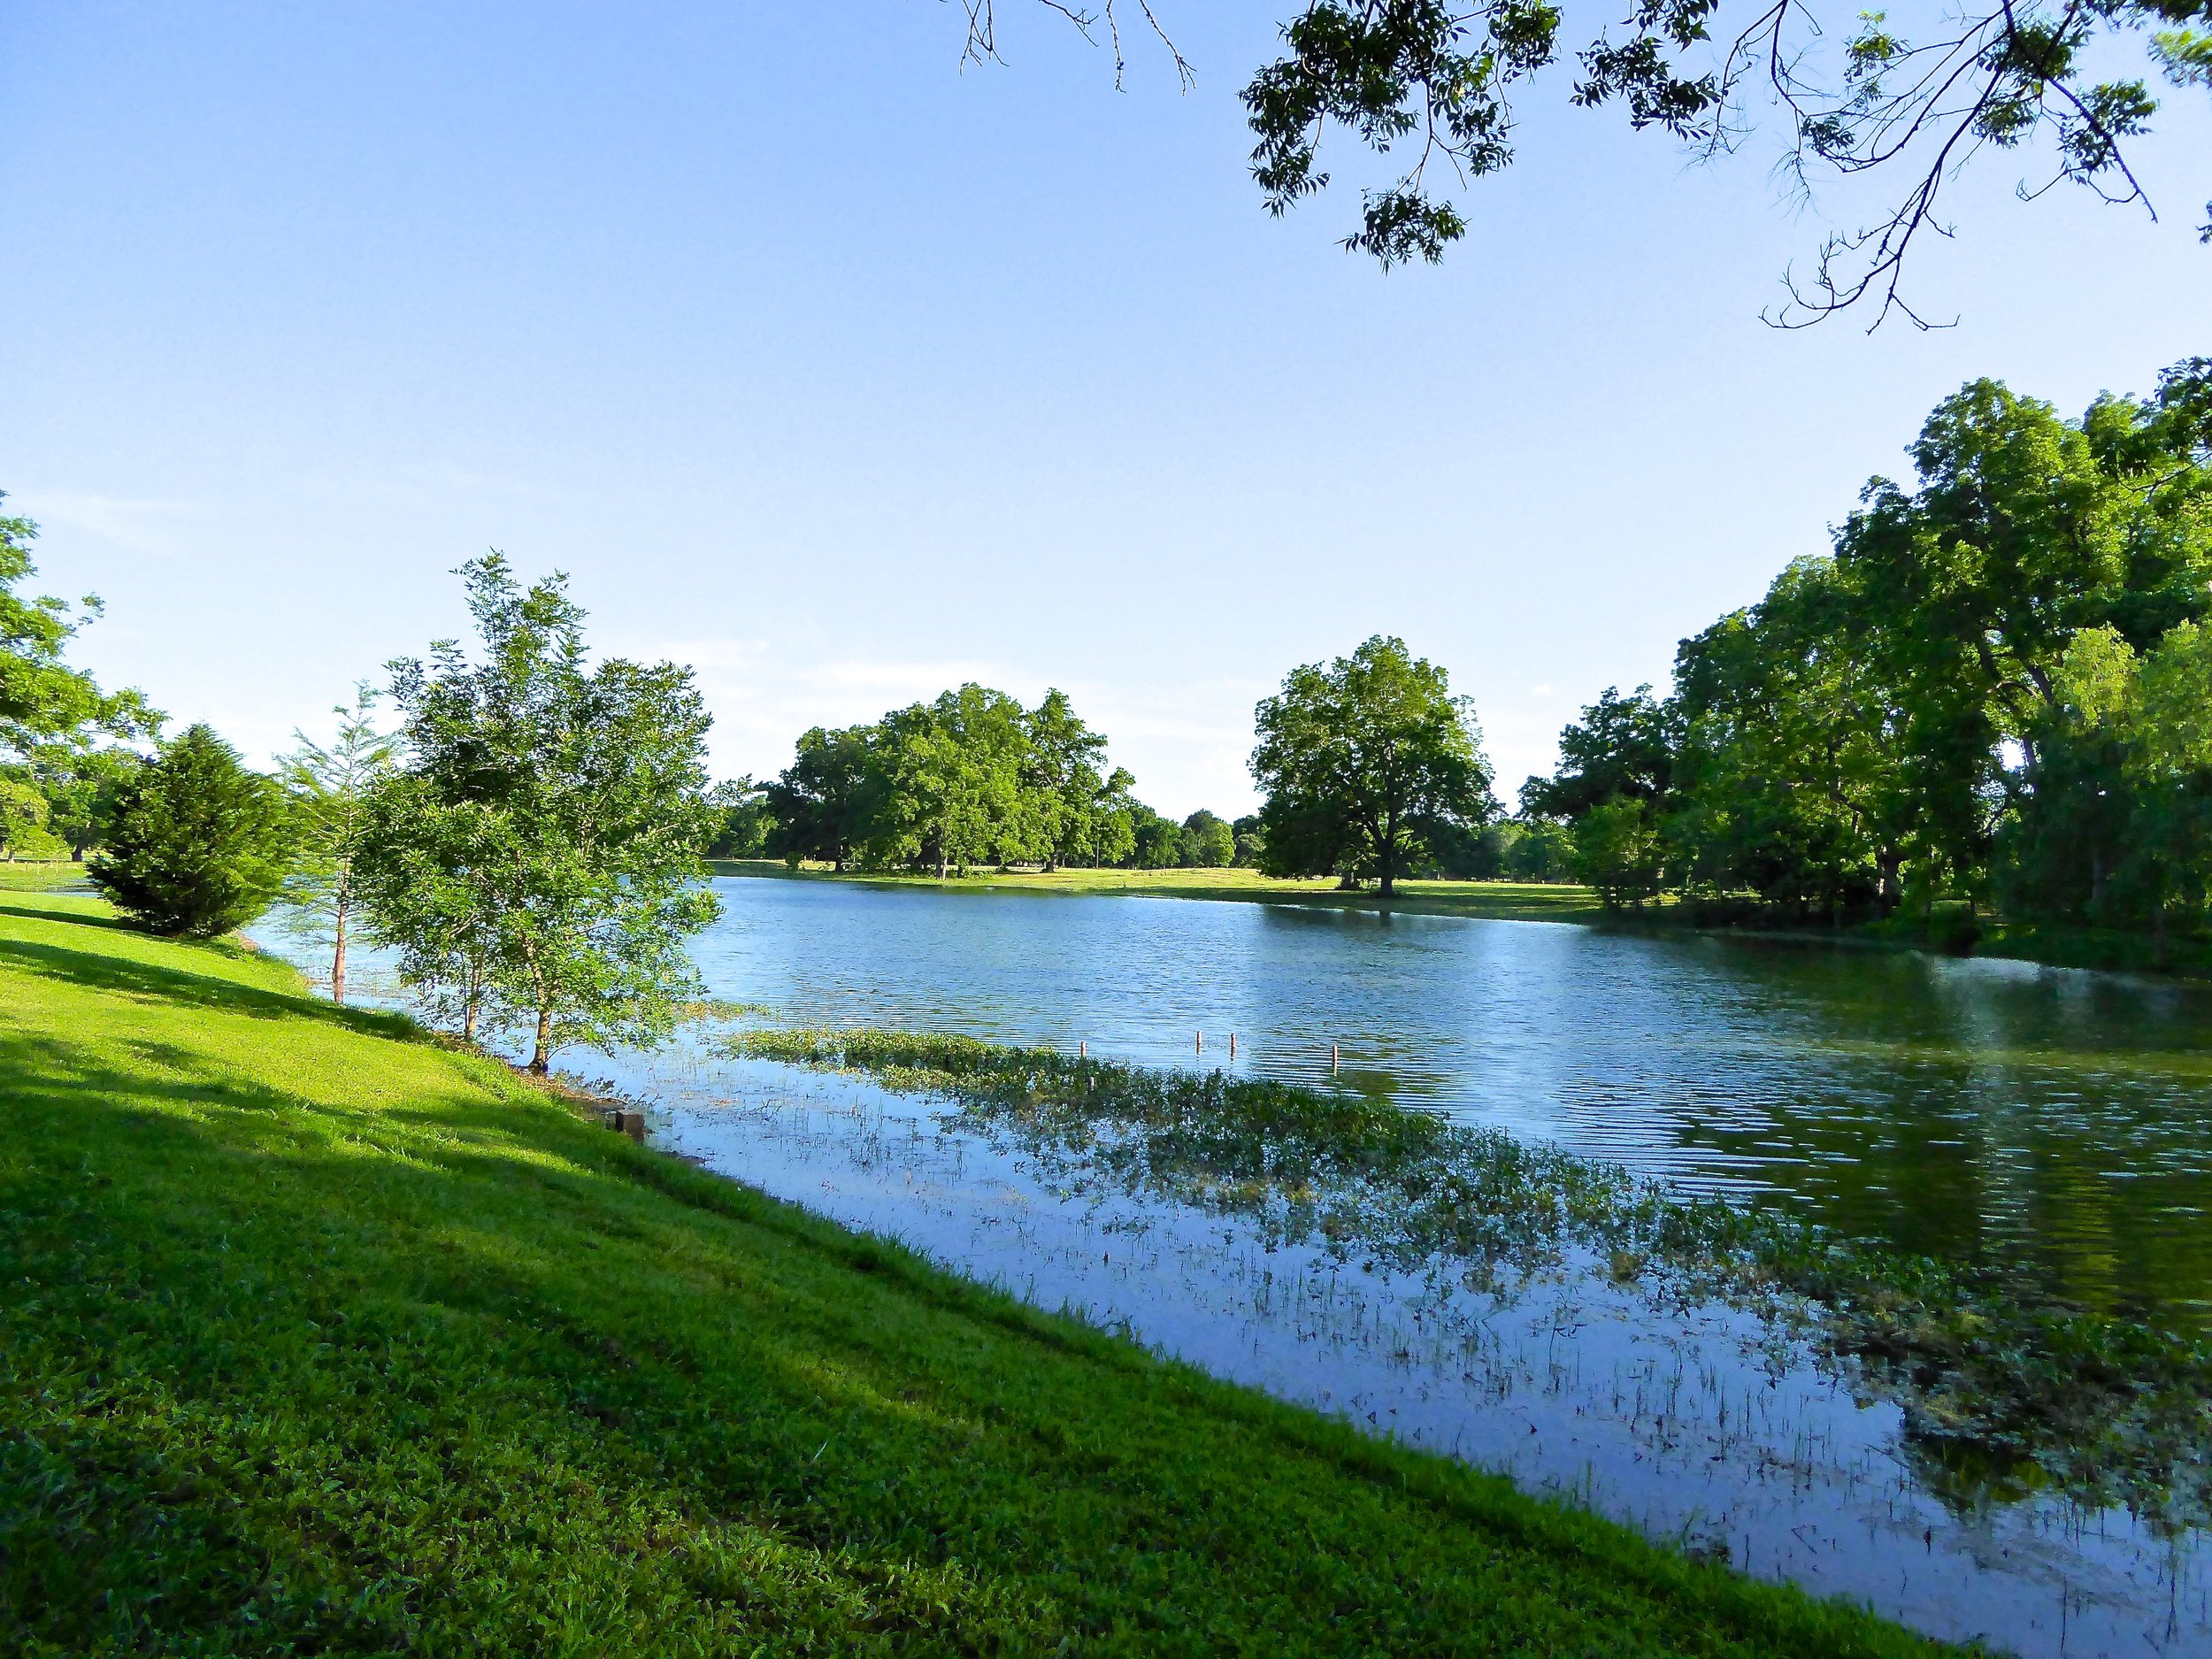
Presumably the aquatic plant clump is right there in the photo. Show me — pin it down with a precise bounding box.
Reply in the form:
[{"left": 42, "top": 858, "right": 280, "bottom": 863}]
[{"left": 729, "top": 1025, "right": 2212, "bottom": 1533}]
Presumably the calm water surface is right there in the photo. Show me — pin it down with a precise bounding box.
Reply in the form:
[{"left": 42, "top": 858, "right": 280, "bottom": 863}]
[{"left": 693, "top": 876, "right": 2212, "bottom": 1323}]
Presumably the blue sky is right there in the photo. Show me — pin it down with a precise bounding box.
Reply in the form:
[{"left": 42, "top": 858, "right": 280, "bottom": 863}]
[{"left": 4, "top": 3, "right": 2207, "bottom": 816}]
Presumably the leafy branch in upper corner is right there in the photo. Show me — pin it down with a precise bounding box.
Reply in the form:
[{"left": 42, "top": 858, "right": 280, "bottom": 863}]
[
  {"left": 975, "top": 0, "right": 2200, "bottom": 326},
  {"left": 1240, "top": 0, "right": 2212, "bottom": 323}
]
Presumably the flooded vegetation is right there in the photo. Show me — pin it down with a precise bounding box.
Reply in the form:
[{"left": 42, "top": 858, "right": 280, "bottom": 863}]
[{"left": 727, "top": 1026, "right": 2212, "bottom": 1543}]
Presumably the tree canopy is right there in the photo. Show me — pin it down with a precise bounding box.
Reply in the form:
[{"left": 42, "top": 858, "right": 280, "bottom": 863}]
[
  {"left": 90, "top": 725, "right": 295, "bottom": 940},
  {"left": 1520, "top": 356, "right": 2212, "bottom": 939},
  {"left": 358, "top": 557, "right": 722, "bottom": 1071},
  {"left": 981, "top": 0, "right": 2212, "bottom": 325},
  {"left": 1250, "top": 634, "right": 1495, "bottom": 895},
  {"left": 279, "top": 685, "right": 396, "bottom": 1003},
  {"left": 1, "top": 495, "right": 160, "bottom": 858},
  {"left": 757, "top": 685, "right": 1264, "bottom": 876}
]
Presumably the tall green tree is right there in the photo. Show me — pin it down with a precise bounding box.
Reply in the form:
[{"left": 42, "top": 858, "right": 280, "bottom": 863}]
[
  {"left": 1519, "top": 685, "right": 1678, "bottom": 823},
  {"left": 769, "top": 726, "right": 879, "bottom": 869},
  {"left": 0, "top": 775, "right": 47, "bottom": 859},
  {"left": 1832, "top": 370, "right": 2212, "bottom": 910},
  {"left": 1571, "top": 798, "right": 1667, "bottom": 911},
  {"left": 279, "top": 685, "right": 397, "bottom": 1004},
  {"left": 1181, "top": 809, "right": 1235, "bottom": 868},
  {"left": 1250, "top": 635, "right": 1494, "bottom": 896},
  {"left": 1, "top": 495, "right": 159, "bottom": 796},
  {"left": 2124, "top": 619, "right": 2212, "bottom": 955},
  {"left": 361, "top": 557, "right": 721, "bottom": 1072},
  {"left": 865, "top": 687, "right": 1036, "bottom": 876},
  {"left": 704, "top": 776, "right": 772, "bottom": 859},
  {"left": 1997, "top": 625, "right": 2141, "bottom": 923},
  {"left": 352, "top": 775, "right": 506, "bottom": 1041},
  {"left": 1518, "top": 358, "right": 2211, "bottom": 934},
  {"left": 1126, "top": 805, "right": 1186, "bottom": 870},
  {"left": 1024, "top": 688, "right": 1119, "bottom": 871},
  {"left": 90, "top": 725, "right": 295, "bottom": 939},
  {"left": 37, "top": 748, "right": 140, "bottom": 861},
  {"left": 1669, "top": 558, "right": 1910, "bottom": 918}
]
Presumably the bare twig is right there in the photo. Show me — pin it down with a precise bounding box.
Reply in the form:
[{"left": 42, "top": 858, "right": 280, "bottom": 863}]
[{"left": 955, "top": 0, "right": 1193, "bottom": 89}]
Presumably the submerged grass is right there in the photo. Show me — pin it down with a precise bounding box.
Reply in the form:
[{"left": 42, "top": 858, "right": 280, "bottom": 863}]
[
  {"left": 731, "top": 1026, "right": 2212, "bottom": 1535},
  {"left": 0, "top": 889, "right": 1959, "bottom": 1655}
]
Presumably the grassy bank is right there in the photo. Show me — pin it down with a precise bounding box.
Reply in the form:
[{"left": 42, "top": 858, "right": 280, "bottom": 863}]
[{"left": 0, "top": 888, "right": 1952, "bottom": 1655}]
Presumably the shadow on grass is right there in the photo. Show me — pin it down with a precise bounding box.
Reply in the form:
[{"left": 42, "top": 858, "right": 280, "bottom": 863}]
[
  {"left": 0, "top": 892, "right": 134, "bottom": 930},
  {"left": 0, "top": 933, "right": 424, "bottom": 1042}
]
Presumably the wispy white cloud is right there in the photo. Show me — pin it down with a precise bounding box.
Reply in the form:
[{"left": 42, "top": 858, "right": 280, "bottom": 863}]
[{"left": 27, "top": 492, "right": 206, "bottom": 559}]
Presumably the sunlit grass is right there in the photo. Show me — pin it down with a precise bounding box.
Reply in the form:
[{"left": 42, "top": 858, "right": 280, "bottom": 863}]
[
  {"left": 0, "top": 889, "right": 1954, "bottom": 1655},
  {"left": 0, "top": 859, "right": 89, "bottom": 892}
]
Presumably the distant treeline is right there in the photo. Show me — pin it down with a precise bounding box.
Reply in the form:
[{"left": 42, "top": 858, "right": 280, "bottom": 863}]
[
  {"left": 705, "top": 687, "right": 1260, "bottom": 876},
  {"left": 1520, "top": 358, "right": 2212, "bottom": 949},
  {"left": 711, "top": 667, "right": 1563, "bottom": 885}
]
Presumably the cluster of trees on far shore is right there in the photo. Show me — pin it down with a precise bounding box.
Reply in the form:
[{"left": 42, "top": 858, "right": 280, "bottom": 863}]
[
  {"left": 727, "top": 634, "right": 1505, "bottom": 897},
  {"left": 710, "top": 691, "right": 1256, "bottom": 878},
  {"left": 1518, "top": 359, "right": 2212, "bottom": 950}
]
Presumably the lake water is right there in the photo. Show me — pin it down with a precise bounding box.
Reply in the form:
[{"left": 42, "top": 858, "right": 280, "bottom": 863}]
[
  {"left": 690, "top": 877, "right": 2212, "bottom": 1325},
  {"left": 258, "top": 874, "right": 2212, "bottom": 1656}
]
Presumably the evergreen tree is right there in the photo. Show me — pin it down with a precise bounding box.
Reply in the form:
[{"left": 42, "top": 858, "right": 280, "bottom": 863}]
[{"left": 91, "top": 725, "right": 295, "bottom": 939}]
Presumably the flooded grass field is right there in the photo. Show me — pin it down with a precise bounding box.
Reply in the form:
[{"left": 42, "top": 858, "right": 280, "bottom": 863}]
[{"left": 258, "top": 874, "right": 2212, "bottom": 1655}]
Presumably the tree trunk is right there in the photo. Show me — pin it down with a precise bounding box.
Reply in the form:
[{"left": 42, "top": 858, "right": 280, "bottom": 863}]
[
  {"left": 531, "top": 1003, "right": 553, "bottom": 1074},
  {"left": 331, "top": 902, "right": 348, "bottom": 1005},
  {"left": 464, "top": 996, "right": 480, "bottom": 1044}
]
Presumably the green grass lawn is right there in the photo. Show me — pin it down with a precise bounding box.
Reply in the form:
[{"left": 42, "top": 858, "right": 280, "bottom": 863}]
[
  {"left": 0, "top": 887, "right": 1951, "bottom": 1656},
  {"left": 710, "top": 859, "right": 1613, "bottom": 926},
  {"left": 0, "top": 859, "right": 91, "bottom": 892}
]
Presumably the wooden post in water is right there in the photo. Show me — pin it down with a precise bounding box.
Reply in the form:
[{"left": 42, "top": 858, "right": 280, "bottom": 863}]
[
  {"left": 1195, "top": 1031, "right": 1202, "bottom": 1054},
  {"left": 1331, "top": 1043, "right": 1339, "bottom": 1076},
  {"left": 1229, "top": 1033, "right": 1237, "bottom": 1058}
]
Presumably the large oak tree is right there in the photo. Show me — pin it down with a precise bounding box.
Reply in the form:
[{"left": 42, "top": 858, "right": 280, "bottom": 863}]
[{"left": 1250, "top": 634, "right": 1495, "bottom": 896}]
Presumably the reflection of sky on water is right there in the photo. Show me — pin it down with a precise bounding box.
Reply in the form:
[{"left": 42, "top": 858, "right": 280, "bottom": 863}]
[
  {"left": 254, "top": 879, "right": 2212, "bottom": 1655},
  {"left": 679, "top": 877, "right": 2212, "bottom": 1320}
]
